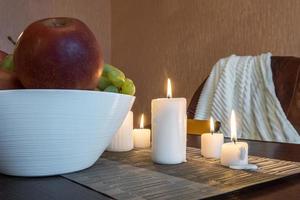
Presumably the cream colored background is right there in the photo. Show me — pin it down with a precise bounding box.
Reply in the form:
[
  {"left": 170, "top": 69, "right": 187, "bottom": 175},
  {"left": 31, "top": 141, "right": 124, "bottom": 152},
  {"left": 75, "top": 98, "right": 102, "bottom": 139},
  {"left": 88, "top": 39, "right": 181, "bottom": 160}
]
[{"left": 1, "top": 0, "right": 300, "bottom": 126}]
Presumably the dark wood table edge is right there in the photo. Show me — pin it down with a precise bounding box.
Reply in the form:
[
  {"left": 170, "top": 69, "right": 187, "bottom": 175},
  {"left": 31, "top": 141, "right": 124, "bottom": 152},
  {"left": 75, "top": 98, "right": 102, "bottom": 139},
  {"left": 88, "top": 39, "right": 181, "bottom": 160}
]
[
  {"left": 62, "top": 174, "right": 115, "bottom": 199},
  {"left": 0, "top": 173, "right": 113, "bottom": 200},
  {"left": 204, "top": 173, "right": 300, "bottom": 200}
]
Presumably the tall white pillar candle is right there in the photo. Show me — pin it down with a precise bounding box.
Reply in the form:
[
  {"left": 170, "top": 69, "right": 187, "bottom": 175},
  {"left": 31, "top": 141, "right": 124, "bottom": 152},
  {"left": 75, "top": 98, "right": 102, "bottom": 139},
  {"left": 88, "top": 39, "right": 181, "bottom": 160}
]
[
  {"left": 221, "top": 110, "right": 249, "bottom": 166},
  {"left": 151, "top": 78, "right": 187, "bottom": 164},
  {"left": 201, "top": 117, "right": 224, "bottom": 158},
  {"left": 107, "top": 111, "right": 133, "bottom": 152},
  {"left": 133, "top": 114, "right": 151, "bottom": 148}
]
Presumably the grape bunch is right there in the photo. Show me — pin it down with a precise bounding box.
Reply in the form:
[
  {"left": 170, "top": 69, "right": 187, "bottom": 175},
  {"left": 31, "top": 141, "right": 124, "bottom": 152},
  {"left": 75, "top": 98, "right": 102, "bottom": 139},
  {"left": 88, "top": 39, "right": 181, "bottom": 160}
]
[
  {"left": 97, "top": 64, "right": 136, "bottom": 96},
  {"left": 0, "top": 54, "right": 14, "bottom": 72}
]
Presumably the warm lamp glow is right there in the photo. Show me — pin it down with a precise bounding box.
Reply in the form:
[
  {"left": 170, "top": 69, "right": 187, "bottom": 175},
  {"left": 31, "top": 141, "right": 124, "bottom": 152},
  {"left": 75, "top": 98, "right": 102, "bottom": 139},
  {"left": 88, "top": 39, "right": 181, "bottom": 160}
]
[
  {"left": 167, "top": 78, "right": 172, "bottom": 98},
  {"left": 230, "top": 110, "right": 237, "bottom": 142},
  {"left": 140, "top": 114, "right": 144, "bottom": 129},
  {"left": 210, "top": 116, "right": 215, "bottom": 133}
]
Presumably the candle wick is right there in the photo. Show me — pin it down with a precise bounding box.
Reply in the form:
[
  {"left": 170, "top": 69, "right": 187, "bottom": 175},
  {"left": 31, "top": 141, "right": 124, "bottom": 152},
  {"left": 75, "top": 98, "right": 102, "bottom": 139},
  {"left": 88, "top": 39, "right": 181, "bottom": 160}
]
[{"left": 233, "top": 138, "right": 237, "bottom": 144}]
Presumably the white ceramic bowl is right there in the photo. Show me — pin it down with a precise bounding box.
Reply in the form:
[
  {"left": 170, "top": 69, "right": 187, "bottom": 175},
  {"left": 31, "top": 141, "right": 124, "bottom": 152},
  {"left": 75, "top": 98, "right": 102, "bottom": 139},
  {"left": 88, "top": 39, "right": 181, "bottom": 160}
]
[{"left": 0, "top": 89, "right": 135, "bottom": 177}]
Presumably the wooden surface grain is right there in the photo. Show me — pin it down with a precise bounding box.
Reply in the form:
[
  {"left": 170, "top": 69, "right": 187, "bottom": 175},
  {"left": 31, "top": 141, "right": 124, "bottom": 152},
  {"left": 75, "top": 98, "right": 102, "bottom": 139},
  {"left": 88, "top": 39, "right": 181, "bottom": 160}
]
[
  {"left": 0, "top": 0, "right": 111, "bottom": 62},
  {"left": 188, "top": 138, "right": 300, "bottom": 200},
  {"left": 63, "top": 147, "right": 300, "bottom": 200},
  {"left": 188, "top": 137, "right": 300, "bottom": 162},
  {"left": 111, "top": 0, "right": 300, "bottom": 126}
]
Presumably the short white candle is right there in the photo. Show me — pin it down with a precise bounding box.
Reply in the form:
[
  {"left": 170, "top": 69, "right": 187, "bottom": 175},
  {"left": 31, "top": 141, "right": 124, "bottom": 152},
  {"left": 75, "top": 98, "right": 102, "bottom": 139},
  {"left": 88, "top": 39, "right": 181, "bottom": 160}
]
[
  {"left": 201, "top": 117, "right": 224, "bottom": 158},
  {"left": 133, "top": 114, "right": 151, "bottom": 148},
  {"left": 221, "top": 110, "right": 248, "bottom": 166},
  {"left": 221, "top": 142, "right": 248, "bottom": 166},
  {"left": 107, "top": 111, "right": 134, "bottom": 152},
  {"left": 151, "top": 78, "right": 187, "bottom": 164}
]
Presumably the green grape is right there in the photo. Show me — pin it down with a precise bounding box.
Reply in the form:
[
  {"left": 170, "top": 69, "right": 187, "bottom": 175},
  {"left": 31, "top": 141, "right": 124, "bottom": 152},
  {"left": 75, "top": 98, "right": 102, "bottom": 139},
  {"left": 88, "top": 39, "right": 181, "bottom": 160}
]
[
  {"left": 104, "top": 85, "right": 119, "bottom": 93},
  {"left": 102, "top": 63, "right": 113, "bottom": 77},
  {"left": 98, "top": 76, "right": 112, "bottom": 90},
  {"left": 121, "top": 78, "right": 136, "bottom": 95},
  {"left": 102, "top": 64, "right": 126, "bottom": 87},
  {"left": 107, "top": 68, "right": 125, "bottom": 88},
  {"left": 0, "top": 54, "right": 14, "bottom": 71},
  {"left": 100, "top": 64, "right": 135, "bottom": 95}
]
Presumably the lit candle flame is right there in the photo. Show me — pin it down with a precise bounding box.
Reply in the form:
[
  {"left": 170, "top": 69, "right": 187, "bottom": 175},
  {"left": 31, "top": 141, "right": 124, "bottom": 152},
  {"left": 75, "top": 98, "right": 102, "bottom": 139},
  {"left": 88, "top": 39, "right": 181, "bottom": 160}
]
[
  {"left": 210, "top": 116, "right": 215, "bottom": 133},
  {"left": 230, "top": 110, "right": 237, "bottom": 143},
  {"left": 167, "top": 78, "right": 172, "bottom": 98},
  {"left": 140, "top": 114, "right": 144, "bottom": 129}
]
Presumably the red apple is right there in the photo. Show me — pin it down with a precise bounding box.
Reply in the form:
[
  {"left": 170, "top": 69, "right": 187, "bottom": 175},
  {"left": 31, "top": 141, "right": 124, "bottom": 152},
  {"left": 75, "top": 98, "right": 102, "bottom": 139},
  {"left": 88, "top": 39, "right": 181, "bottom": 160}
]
[
  {"left": 14, "top": 17, "right": 103, "bottom": 89},
  {"left": 0, "top": 50, "right": 23, "bottom": 89},
  {"left": 0, "top": 50, "right": 8, "bottom": 62},
  {"left": 0, "top": 68, "right": 23, "bottom": 89}
]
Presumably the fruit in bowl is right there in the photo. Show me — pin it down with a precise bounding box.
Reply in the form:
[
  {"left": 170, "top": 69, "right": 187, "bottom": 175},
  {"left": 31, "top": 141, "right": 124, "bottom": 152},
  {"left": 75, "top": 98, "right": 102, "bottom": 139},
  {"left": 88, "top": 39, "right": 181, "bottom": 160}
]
[
  {"left": 0, "top": 18, "right": 136, "bottom": 94},
  {"left": 0, "top": 69, "right": 23, "bottom": 89},
  {"left": 0, "top": 52, "right": 14, "bottom": 72},
  {"left": 0, "top": 50, "right": 7, "bottom": 61},
  {"left": 0, "top": 17, "right": 136, "bottom": 176},
  {"left": 97, "top": 64, "right": 136, "bottom": 95},
  {"left": 0, "top": 51, "right": 23, "bottom": 89},
  {"left": 14, "top": 17, "right": 104, "bottom": 89}
]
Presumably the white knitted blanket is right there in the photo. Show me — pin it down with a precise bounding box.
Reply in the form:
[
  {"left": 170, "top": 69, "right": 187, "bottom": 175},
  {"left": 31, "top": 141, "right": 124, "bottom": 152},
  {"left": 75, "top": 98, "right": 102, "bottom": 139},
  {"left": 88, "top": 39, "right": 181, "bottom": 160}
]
[{"left": 195, "top": 53, "right": 300, "bottom": 144}]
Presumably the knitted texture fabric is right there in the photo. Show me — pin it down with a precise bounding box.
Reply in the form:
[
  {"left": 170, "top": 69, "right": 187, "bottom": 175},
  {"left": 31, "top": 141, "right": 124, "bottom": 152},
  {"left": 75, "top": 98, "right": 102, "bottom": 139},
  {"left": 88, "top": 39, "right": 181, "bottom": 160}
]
[{"left": 195, "top": 53, "right": 300, "bottom": 143}]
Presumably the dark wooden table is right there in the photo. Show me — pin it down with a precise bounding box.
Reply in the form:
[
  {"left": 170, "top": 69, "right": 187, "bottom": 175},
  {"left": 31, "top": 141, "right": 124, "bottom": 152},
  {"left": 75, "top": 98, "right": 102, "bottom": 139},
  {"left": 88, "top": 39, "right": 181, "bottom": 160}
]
[{"left": 1, "top": 138, "right": 300, "bottom": 200}]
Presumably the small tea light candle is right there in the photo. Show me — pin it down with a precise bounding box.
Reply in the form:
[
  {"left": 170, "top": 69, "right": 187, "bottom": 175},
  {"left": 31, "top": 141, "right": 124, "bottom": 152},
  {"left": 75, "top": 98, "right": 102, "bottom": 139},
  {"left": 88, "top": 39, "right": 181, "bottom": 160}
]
[
  {"left": 151, "top": 78, "right": 187, "bottom": 164},
  {"left": 133, "top": 114, "right": 151, "bottom": 148},
  {"left": 221, "top": 110, "right": 248, "bottom": 166},
  {"left": 201, "top": 117, "right": 224, "bottom": 158}
]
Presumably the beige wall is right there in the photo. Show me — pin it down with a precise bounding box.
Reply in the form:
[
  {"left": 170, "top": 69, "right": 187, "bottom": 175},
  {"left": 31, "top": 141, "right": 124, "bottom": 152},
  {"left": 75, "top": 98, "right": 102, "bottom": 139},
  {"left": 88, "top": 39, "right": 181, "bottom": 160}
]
[
  {"left": 0, "top": 0, "right": 111, "bottom": 62},
  {"left": 111, "top": 0, "right": 300, "bottom": 126}
]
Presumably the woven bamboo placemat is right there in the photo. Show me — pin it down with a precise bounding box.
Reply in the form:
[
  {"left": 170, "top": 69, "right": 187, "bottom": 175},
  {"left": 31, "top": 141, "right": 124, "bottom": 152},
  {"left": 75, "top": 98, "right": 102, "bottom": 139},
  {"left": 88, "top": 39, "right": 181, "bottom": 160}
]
[{"left": 63, "top": 147, "right": 300, "bottom": 200}]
